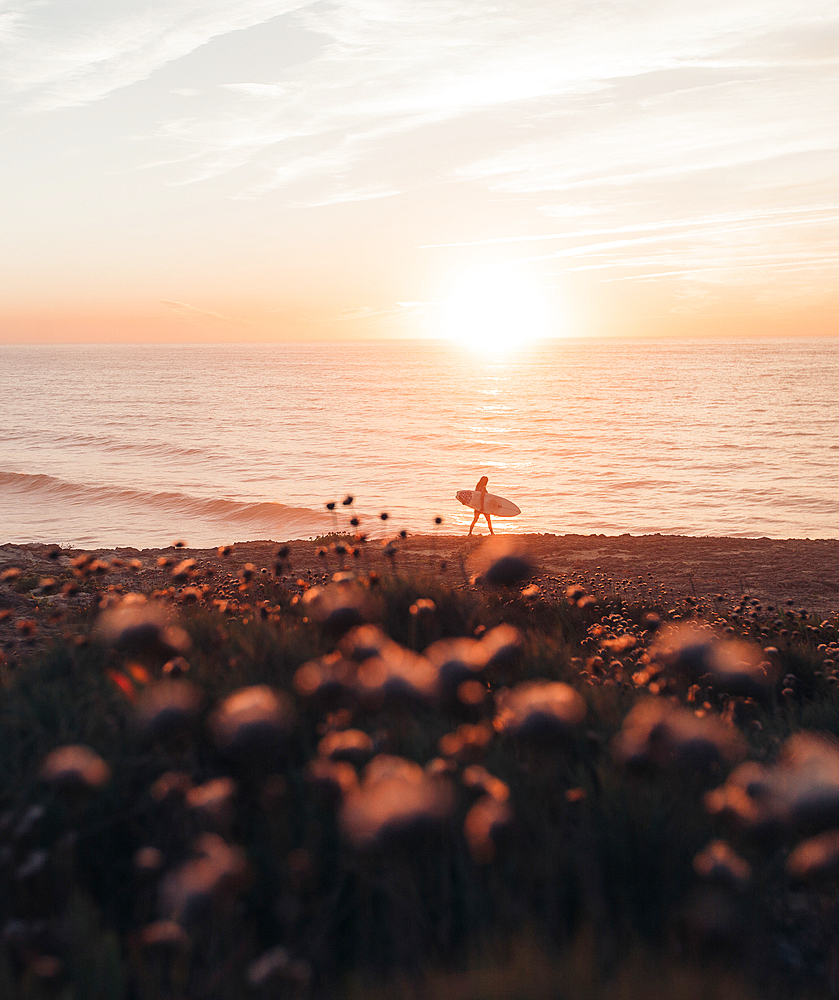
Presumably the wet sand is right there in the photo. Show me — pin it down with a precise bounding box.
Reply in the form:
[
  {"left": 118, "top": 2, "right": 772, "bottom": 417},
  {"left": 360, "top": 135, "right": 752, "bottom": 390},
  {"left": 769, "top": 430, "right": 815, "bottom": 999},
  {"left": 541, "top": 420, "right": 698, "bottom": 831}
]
[{"left": 2, "top": 533, "right": 839, "bottom": 660}]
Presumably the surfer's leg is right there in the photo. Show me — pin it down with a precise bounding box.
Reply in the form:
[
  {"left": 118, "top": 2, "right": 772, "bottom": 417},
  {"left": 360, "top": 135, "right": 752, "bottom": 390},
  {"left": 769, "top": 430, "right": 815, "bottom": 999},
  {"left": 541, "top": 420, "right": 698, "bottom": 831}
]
[
  {"left": 485, "top": 513, "right": 494, "bottom": 535},
  {"left": 468, "top": 510, "right": 479, "bottom": 535}
]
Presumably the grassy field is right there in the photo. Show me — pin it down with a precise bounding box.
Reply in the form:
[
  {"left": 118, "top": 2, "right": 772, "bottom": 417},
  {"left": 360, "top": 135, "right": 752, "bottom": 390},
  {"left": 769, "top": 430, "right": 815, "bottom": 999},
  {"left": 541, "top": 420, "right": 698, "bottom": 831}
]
[{"left": 0, "top": 538, "right": 838, "bottom": 999}]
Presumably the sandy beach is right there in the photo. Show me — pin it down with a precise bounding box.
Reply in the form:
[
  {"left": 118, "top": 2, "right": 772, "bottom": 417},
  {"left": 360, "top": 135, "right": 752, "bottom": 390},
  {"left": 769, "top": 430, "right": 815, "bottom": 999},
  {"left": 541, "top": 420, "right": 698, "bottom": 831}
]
[{"left": 3, "top": 532, "right": 838, "bottom": 663}]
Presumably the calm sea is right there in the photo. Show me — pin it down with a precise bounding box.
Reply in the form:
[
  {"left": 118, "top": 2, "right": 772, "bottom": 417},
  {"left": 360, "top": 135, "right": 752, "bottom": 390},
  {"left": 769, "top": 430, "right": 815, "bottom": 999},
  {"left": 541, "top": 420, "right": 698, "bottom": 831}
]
[{"left": 1, "top": 338, "right": 837, "bottom": 548}]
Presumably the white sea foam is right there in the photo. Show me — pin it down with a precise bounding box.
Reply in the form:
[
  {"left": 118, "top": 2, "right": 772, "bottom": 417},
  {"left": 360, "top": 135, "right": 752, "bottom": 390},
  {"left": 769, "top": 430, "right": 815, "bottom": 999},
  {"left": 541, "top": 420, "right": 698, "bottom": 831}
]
[{"left": 1, "top": 337, "right": 837, "bottom": 547}]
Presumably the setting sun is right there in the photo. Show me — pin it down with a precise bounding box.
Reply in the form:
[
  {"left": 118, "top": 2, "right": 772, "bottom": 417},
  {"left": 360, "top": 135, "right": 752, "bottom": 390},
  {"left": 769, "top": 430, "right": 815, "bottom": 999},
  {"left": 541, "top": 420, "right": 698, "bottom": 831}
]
[{"left": 436, "top": 263, "right": 552, "bottom": 350}]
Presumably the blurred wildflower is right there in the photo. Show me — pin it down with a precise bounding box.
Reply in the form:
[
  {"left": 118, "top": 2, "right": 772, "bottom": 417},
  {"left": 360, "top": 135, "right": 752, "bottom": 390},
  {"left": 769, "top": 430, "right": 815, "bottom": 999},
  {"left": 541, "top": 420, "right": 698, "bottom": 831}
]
[
  {"left": 97, "top": 594, "right": 189, "bottom": 661},
  {"left": 339, "top": 624, "right": 389, "bottom": 661},
  {"left": 170, "top": 559, "right": 195, "bottom": 583},
  {"left": 162, "top": 656, "right": 190, "bottom": 678},
  {"left": 339, "top": 755, "right": 455, "bottom": 850},
  {"left": 613, "top": 700, "right": 746, "bottom": 771},
  {"left": 39, "top": 745, "right": 110, "bottom": 794},
  {"left": 424, "top": 636, "right": 487, "bottom": 700},
  {"left": 461, "top": 764, "right": 509, "bottom": 803},
  {"left": 317, "top": 729, "right": 374, "bottom": 767},
  {"left": 652, "top": 623, "right": 777, "bottom": 699},
  {"left": 134, "top": 846, "right": 164, "bottom": 874},
  {"left": 135, "top": 681, "right": 201, "bottom": 743},
  {"left": 707, "top": 732, "right": 839, "bottom": 836},
  {"left": 186, "top": 777, "right": 237, "bottom": 833},
  {"left": 336, "top": 625, "right": 437, "bottom": 708},
  {"left": 473, "top": 538, "right": 534, "bottom": 587},
  {"left": 494, "top": 680, "right": 586, "bottom": 743},
  {"left": 464, "top": 795, "right": 514, "bottom": 864},
  {"left": 136, "top": 919, "right": 191, "bottom": 957},
  {"left": 355, "top": 644, "right": 438, "bottom": 709},
  {"left": 209, "top": 686, "right": 295, "bottom": 764},
  {"left": 786, "top": 829, "right": 839, "bottom": 881},
  {"left": 439, "top": 722, "right": 494, "bottom": 763},
  {"left": 150, "top": 771, "right": 192, "bottom": 805},
  {"left": 480, "top": 623, "right": 524, "bottom": 669},
  {"left": 294, "top": 652, "right": 357, "bottom": 710},
  {"left": 247, "top": 945, "right": 311, "bottom": 999},
  {"left": 306, "top": 758, "right": 358, "bottom": 805},
  {"left": 301, "top": 579, "right": 371, "bottom": 631},
  {"left": 107, "top": 669, "right": 137, "bottom": 701},
  {"left": 693, "top": 839, "right": 752, "bottom": 887},
  {"left": 159, "top": 833, "right": 249, "bottom": 926},
  {"left": 127, "top": 662, "right": 150, "bottom": 685}
]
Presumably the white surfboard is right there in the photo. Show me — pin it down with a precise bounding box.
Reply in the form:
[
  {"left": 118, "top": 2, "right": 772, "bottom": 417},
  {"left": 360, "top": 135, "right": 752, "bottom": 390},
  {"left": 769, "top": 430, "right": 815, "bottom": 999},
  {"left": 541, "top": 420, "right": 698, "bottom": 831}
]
[{"left": 456, "top": 489, "right": 521, "bottom": 518}]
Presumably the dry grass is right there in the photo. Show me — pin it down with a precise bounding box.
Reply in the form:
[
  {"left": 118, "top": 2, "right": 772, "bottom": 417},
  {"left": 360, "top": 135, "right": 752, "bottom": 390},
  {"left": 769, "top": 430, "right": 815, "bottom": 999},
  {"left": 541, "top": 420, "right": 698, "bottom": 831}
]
[{"left": 0, "top": 536, "right": 837, "bottom": 998}]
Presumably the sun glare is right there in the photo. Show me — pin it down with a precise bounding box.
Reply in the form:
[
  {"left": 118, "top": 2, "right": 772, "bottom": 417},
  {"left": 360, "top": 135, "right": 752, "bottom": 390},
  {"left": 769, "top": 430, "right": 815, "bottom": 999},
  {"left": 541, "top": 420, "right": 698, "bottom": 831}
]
[{"left": 436, "top": 263, "right": 551, "bottom": 351}]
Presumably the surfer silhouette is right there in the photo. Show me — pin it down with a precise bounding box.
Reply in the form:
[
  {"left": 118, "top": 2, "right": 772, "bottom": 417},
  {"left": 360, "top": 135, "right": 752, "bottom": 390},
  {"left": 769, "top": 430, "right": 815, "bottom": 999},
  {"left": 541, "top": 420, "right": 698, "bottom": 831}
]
[{"left": 468, "top": 476, "right": 494, "bottom": 536}]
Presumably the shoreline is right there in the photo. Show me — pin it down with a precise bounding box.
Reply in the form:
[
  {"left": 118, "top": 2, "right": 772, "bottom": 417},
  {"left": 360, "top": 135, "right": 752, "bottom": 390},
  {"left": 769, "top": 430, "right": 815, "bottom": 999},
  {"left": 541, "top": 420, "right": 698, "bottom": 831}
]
[{"left": 3, "top": 532, "right": 838, "bottom": 619}]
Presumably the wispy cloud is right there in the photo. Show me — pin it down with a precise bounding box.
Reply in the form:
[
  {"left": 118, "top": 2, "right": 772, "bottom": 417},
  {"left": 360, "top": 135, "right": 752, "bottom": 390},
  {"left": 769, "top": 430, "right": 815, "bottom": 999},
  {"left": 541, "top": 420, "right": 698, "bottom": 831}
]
[
  {"left": 333, "top": 300, "right": 429, "bottom": 334},
  {"left": 515, "top": 209, "right": 839, "bottom": 264},
  {"left": 84, "top": 0, "right": 834, "bottom": 308},
  {"left": 300, "top": 184, "right": 402, "bottom": 208},
  {"left": 420, "top": 205, "right": 839, "bottom": 250},
  {"left": 161, "top": 299, "right": 245, "bottom": 324},
  {"left": 0, "top": 1, "right": 305, "bottom": 112},
  {"left": 418, "top": 202, "right": 839, "bottom": 296},
  {"left": 7, "top": 1, "right": 836, "bottom": 208}
]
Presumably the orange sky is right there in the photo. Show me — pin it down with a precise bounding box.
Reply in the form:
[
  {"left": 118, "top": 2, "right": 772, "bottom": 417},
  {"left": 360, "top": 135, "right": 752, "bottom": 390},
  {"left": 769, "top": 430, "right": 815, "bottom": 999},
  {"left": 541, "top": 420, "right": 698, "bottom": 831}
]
[{"left": 2, "top": 1, "right": 838, "bottom": 343}]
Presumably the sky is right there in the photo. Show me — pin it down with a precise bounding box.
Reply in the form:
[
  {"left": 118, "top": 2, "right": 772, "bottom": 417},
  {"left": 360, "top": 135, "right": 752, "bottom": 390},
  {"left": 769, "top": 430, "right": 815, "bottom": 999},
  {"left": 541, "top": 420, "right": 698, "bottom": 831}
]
[{"left": 1, "top": 0, "right": 838, "bottom": 342}]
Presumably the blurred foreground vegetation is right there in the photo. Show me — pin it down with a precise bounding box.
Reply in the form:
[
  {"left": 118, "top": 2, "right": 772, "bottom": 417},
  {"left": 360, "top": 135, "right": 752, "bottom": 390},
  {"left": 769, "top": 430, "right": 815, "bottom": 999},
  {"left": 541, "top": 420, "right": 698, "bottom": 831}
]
[{"left": 0, "top": 541, "right": 838, "bottom": 999}]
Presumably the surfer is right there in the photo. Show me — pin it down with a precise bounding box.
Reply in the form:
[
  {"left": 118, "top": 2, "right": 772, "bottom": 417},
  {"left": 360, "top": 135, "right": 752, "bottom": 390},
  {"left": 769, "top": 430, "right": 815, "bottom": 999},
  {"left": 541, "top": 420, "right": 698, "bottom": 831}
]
[{"left": 468, "top": 476, "right": 494, "bottom": 536}]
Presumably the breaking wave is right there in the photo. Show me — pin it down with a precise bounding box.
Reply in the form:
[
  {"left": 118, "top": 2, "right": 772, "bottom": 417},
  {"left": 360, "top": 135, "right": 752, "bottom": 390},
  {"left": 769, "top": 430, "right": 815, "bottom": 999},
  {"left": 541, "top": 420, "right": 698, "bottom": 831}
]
[{"left": 0, "top": 471, "right": 334, "bottom": 546}]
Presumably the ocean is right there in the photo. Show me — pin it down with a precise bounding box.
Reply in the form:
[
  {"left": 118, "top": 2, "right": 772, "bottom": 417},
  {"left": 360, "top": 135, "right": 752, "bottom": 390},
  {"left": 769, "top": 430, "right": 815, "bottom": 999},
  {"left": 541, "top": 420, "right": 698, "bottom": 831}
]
[{"left": 1, "top": 337, "right": 837, "bottom": 549}]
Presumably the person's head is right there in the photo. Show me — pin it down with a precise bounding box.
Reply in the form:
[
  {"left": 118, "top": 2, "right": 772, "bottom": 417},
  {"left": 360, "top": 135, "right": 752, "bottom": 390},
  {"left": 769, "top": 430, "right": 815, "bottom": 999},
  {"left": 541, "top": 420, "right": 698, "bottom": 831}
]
[{"left": 477, "top": 476, "right": 488, "bottom": 489}]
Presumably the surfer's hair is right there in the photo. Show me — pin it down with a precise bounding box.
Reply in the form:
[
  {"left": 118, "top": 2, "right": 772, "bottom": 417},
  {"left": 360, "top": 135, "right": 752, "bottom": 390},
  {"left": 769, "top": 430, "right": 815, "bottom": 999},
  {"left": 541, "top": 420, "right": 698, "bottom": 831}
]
[{"left": 476, "top": 476, "right": 488, "bottom": 489}]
